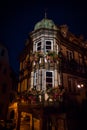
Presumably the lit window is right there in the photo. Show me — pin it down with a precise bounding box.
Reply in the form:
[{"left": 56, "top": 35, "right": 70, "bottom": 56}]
[{"left": 46, "top": 71, "right": 54, "bottom": 89}]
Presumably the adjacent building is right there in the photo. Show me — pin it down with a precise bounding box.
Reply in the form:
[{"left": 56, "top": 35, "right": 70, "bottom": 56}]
[{"left": 0, "top": 43, "right": 18, "bottom": 121}]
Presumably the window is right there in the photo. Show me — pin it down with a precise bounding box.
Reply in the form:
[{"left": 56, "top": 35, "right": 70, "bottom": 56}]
[
  {"left": 37, "top": 42, "right": 41, "bottom": 51},
  {"left": 34, "top": 71, "right": 38, "bottom": 88},
  {"left": 46, "top": 71, "right": 54, "bottom": 89},
  {"left": 68, "top": 77, "right": 76, "bottom": 92},
  {"left": 66, "top": 50, "right": 74, "bottom": 60},
  {"left": 33, "top": 41, "right": 42, "bottom": 52},
  {"left": 45, "top": 41, "right": 53, "bottom": 52}
]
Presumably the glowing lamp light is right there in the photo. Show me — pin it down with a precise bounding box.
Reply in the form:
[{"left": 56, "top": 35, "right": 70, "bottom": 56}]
[
  {"left": 77, "top": 84, "right": 84, "bottom": 88},
  {"left": 77, "top": 84, "right": 81, "bottom": 88},
  {"left": 81, "top": 84, "right": 84, "bottom": 88}
]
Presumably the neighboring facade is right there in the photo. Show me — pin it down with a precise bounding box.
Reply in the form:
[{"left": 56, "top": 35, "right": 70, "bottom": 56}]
[
  {"left": 18, "top": 17, "right": 87, "bottom": 104},
  {"left": 0, "top": 43, "right": 18, "bottom": 121}
]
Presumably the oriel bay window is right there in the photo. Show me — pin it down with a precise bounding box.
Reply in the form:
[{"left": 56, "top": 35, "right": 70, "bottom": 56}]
[{"left": 33, "top": 40, "right": 53, "bottom": 53}]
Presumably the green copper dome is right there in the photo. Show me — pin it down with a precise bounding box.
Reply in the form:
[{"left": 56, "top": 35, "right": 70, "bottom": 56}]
[{"left": 34, "top": 18, "right": 58, "bottom": 31}]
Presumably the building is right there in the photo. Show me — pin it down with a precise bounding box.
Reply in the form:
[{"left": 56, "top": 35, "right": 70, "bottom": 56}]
[
  {"left": 18, "top": 17, "right": 87, "bottom": 102},
  {"left": 17, "top": 16, "right": 87, "bottom": 130},
  {"left": 0, "top": 43, "right": 18, "bottom": 122}
]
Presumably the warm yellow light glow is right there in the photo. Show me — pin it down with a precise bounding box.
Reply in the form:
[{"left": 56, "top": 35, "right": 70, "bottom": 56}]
[
  {"left": 9, "top": 102, "right": 18, "bottom": 109},
  {"left": 81, "top": 84, "right": 84, "bottom": 88},
  {"left": 77, "top": 84, "right": 81, "bottom": 88},
  {"left": 77, "top": 84, "right": 84, "bottom": 88}
]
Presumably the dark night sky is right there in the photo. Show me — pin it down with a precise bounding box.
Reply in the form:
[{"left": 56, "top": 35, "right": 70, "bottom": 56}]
[{"left": 0, "top": 0, "right": 87, "bottom": 73}]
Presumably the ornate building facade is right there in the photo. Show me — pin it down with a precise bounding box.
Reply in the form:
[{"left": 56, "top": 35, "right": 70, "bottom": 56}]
[
  {"left": 18, "top": 17, "right": 87, "bottom": 103},
  {"left": 17, "top": 17, "right": 87, "bottom": 130}
]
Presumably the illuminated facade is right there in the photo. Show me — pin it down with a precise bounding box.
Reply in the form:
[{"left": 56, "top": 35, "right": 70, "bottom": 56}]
[{"left": 18, "top": 17, "right": 87, "bottom": 103}]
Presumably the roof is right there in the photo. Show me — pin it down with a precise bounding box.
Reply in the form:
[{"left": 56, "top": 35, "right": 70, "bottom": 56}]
[{"left": 34, "top": 18, "right": 58, "bottom": 31}]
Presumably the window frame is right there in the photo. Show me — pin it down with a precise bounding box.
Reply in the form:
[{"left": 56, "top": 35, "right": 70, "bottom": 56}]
[
  {"left": 36, "top": 42, "right": 42, "bottom": 51},
  {"left": 66, "top": 50, "right": 74, "bottom": 61},
  {"left": 34, "top": 71, "right": 38, "bottom": 87},
  {"left": 45, "top": 40, "right": 53, "bottom": 53},
  {"left": 46, "top": 70, "right": 54, "bottom": 89}
]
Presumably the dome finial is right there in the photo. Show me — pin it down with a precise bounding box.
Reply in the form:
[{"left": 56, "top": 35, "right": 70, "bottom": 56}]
[{"left": 44, "top": 8, "right": 47, "bottom": 19}]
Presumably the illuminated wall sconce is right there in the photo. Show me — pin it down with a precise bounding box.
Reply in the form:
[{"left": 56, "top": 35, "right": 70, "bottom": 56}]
[
  {"left": 77, "top": 84, "right": 84, "bottom": 88},
  {"left": 81, "top": 84, "right": 84, "bottom": 88}
]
